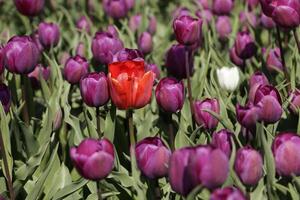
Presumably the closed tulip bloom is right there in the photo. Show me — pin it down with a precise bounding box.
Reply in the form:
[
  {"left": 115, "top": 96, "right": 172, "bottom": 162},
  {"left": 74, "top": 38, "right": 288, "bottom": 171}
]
[
  {"left": 211, "top": 129, "right": 233, "bottom": 158},
  {"left": 266, "top": 47, "right": 283, "bottom": 73},
  {"left": 194, "top": 98, "right": 220, "bottom": 130},
  {"left": 216, "top": 67, "right": 240, "bottom": 91},
  {"left": 289, "top": 89, "right": 300, "bottom": 114},
  {"left": 129, "top": 14, "right": 142, "bottom": 33},
  {"left": 113, "top": 48, "right": 144, "bottom": 62},
  {"left": 76, "top": 42, "right": 85, "bottom": 57},
  {"left": 27, "top": 64, "right": 50, "bottom": 89},
  {"left": 155, "top": 77, "right": 184, "bottom": 113},
  {"left": 107, "top": 25, "right": 119, "bottom": 38},
  {"left": 172, "top": 7, "right": 191, "bottom": 20},
  {"left": 236, "top": 103, "right": 261, "bottom": 130},
  {"left": 76, "top": 16, "right": 91, "bottom": 33},
  {"left": 234, "top": 31, "right": 257, "bottom": 59},
  {"left": 234, "top": 146, "right": 263, "bottom": 186},
  {"left": 64, "top": 55, "right": 89, "bottom": 84},
  {"left": 108, "top": 61, "right": 155, "bottom": 110},
  {"left": 165, "top": 44, "right": 194, "bottom": 79},
  {"left": 260, "top": 13, "right": 276, "bottom": 29},
  {"left": 52, "top": 108, "right": 63, "bottom": 132},
  {"left": 210, "top": 187, "right": 247, "bottom": 200},
  {"left": 4, "top": 36, "right": 40, "bottom": 74},
  {"left": 254, "top": 85, "right": 282, "bottom": 123},
  {"left": 229, "top": 47, "right": 245, "bottom": 68},
  {"left": 14, "top": 0, "right": 44, "bottom": 16},
  {"left": 80, "top": 72, "right": 110, "bottom": 107},
  {"left": 212, "top": 0, "right": 234, "bottom": 15},
  {"left": 247, "top": 0, "right": 259, "bottom": 9},
  {"left": 31, "top": 32, "right": 44, "bottom": 53},
  {"left": 216, "top": 16, "right": 232, "bottom": 40},
  {"left": 103, "top": 0, "right": 129, "bottom": 19},
  {"left": 249, "top": 71, "right": 269, "bottom": 89},
  {"left": 38, "top": 22, "right": 60, "bottom": 49},
  {"left": 272, "top": 133, "right": 300, "bottom": 176},
  {"left": 147, "top": 16, "right": 157, "bottom": 35},
  {"left": 173, "top": 15, "right": 203, "bottom": 45},
  {"left": 70, "top": 138, "right": 115, "bottom": 180},
  {"left": 92, "top": 32, "right": 123, "bottom": 65},
  {"left": 138, "top": 32, "right": 153, "bottom": 55},
  {"left": 125, "top": 0, "right": 135, "bottom": 9},
  {"left": 146, "top": 63, "right": 160, "bottom": 80},
  {"left": 135, "top": 137, "right": 171, "bottom": 179},
  {"left": 0, "top": 83, "right": 11, "bottom": 114}
]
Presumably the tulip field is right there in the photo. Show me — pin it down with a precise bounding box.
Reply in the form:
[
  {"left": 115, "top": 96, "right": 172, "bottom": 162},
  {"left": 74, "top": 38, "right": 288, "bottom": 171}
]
[{"left": 2, "top": 0, "right": 300, "bottom": 199}]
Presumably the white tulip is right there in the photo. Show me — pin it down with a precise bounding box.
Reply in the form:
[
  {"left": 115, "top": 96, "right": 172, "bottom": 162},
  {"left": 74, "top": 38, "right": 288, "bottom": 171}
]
[{"left": 216, "top": 66, "right": 240, "bottom": 92}]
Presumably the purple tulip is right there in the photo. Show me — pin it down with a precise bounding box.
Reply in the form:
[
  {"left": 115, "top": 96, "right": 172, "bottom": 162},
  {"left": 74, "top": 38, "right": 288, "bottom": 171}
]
[
  {"left": 212, "top": 0, "right": 234, "bottom": 15},
  {"left": 239, "top": 11, "right": 258, "bottom": 28},
  {"left": 272, "top": 133, "right": 300, "bottom": 176},
  {"left": 211, "top": 129, "right": 232, "bottom": 158},
  {"left": 129, "top": 14, "right": 142, "bottom": 33},
  {"left": 102, "top": 0, "right": 129, "bottom": 19},
  {"left": 91, "top": 32, "right": 123, "bottom": 65},
  {"left": 14, "top": 0, "right": 44, "bottom": 16},
  {"left": 165, "top": 44, "right": 194, "bottom": 79},
  {"left": 146, "top": 63, "right": 160, "bottom": 80},
  {"left": 249, "top": 71, "right": 269, "bottom": 89},
  {"left": 31, "top": 32, "right": 44, "bottom": 53},
  {"left": 70, "top": 138, "right": 115, "bottom": 180},
  {"left": 80, "top": 72, "right": 110, "bottom": 107},
  {"left": 113, "top": 48, "right": 144, "bottom": 62},
  {"left": 4, "top": 36, "right": 40, "bottom": 74},
  {"left": 173, "top": 15, "right": 203, "bottom": 45},
  {"left": 27, "top": 64, "right": 50, "bottom": 89},
  {"left": 196, "top": 9, "right": 213, "bottom": 24},
  {"left": 135, "top": 137, "right": 171, "bottom": 179},
  {"left": 289, "top": 89, "right": 300, "bottom": 114},
  {"left": 236, "top": 103, "right": 261, "bottom": 130},
  {"left": 76, "top": 42, "right": 85, "bottom": 57},
  {"left": 216, "top": 16, "right": 232, "bottom": 40},
  {"left": 234, "top": 146, "right": 263, "bottom": 186},
  {"left": 0, "top": 46, "right": 4, "bottom": 75},
  {"left": 234, "top": 31, "right": 257, "bottom": 59},
  {"left": 147, "top": 16, "right": 157, "bottom": 35},
  {"left": 172, "top": 7, "right": 191, "bottom": 20},
  {"left": 194, "top": 98, "right": 220, "bottom": 130},
  {"left": 138, "top": 32, "right": 153, "bottom": 55},
  {"left": 53, "top": 108, "right": 63, "bottom": 132},
  {"left": 230, "top": 47, "right": 245, "bottom": 68},
  {"left": 107, "top": 25, "right": 119, "bottom": 38},
  {"left": 38, "top": 22, "right": 60, "bottom": 49},
  {"left": 155, "top": 77, "right": 184, "bottom": 113},
  {"left": 210, "top": 187, "right": 247, "bottom": 200},
  {"left": 64, "top": 55, "right": 89, "bottom": 84},
  {"left": 0, "top": 83, "right": 11, "bottom": 114},
  {"left": 247, "top": 0, "right": 259, "bottom": 9},
  {"left": 266, "top": 47, "right": 283, "bottom": 73},
  {"left": 260, "top": 13, "right": 276, "bottom": 29},
  {"left": 76, "top": 16, "right": 91, "bottom": 33},
  {"left": 125, "top": 0, "right": 135, "bottom": 9},
  {"left": 196, "top": 0, "right": 210, "bottom": 9}
]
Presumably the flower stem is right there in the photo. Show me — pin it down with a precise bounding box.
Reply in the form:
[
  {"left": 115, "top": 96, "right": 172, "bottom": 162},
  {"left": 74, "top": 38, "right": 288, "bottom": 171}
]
[
  {"left": 167, "top": 113, "right": 175, "bottom": 151},
  {"left": 276, "top": 26, "right": 289, "bottom": 84},
  {"left": 154, "top": 179, "right": 161, "bottom": 200},
  {"left": 184, "top": 47, "right": 196, "bottom": 130},
  {"left": 0, "top": 130, "right": 15, "bottom": 200},
  {"left": 96, "top": 107, "right": 102, "bottom": 138},
  {"left": 21, "top": 75, "right": 30, "bottom": 125},
  {"left": 127, "top": 109, "right": 135, "bottom": 147},
  {"left": 97, "top": 181, "right": 102, "bottom": 200},
  {"left": 293, "top": 29, "right": 300, "bottom": 53}
]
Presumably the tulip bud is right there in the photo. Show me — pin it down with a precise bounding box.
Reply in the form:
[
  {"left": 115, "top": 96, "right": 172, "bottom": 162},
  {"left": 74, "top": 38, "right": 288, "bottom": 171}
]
[
  {"left": 107, "top": 25, "right": 119, "bottom": 37},
  {"left": 64, "top": 55, "right": 89, "bottom": 84},
  {"left": 76, "top": 42, "right": 85, "bottom": 57},
  {"left": 113, "top": 48, "right": 144, "bottom": 62},
  {"left": 52, "top": 108, "right": 63, "bottom": 132},
  {"left": 272, "top": 0, "right": 300, "bottom": 29},
  {"left": 229, "top": 47, "right": 244, "bottom": 68},
  {"left": 212, "top": 0, "right": 233, "bottom": 15},
  {"left": 216, "top": 67, "right": 240, "bottom": 91},
  {"left": 155, "top": 77, "right": 184, "bottom": 113},
  {"left": 165, "top": 44, "right": 194, "bottom": 79},
  {"left": 27, "top": 64, "right": 50, "bottom": 89},
  {"left": 234, "top": 146, "right": 263, "bottom": 186},
  {"left": 173, "top": 15, "right": 203, "bottom": 45},
  {"left": 14, "top": 0, "right": 44, "bottom": 16},
  {"left": 249, "top": 71, "right": 269, "bottom": 89},
  {"left": 135, "top": 137, "right": 171, "bottom": 179},
  {"left": 147, "top": 16, "right": 157, "bottom": 35},
  {"left": 272, "top": 133, "right": 300, "bottom": 176},
  {"left": 38, "top": 22, "right": 60, "bottom": 49},
  {"left": 210, "top": 187, "right": 247, "bottom": 200},
  {"left": 138, "top": 32, "right": 153, "bottom": 55},
  {"left": 4, "top": 36, "right": 40, "bottom": 74},
  {"left": 234, "top": 31, "right": 257, "bottom": 59},
  {"left": 91, "top": 32, "right": 123, "bottom": 65},
  {"left": 146, "top": 63, "right": 160, "bottom": 80},
  {"left": 102, "top": 0, "right": 129, "bottom": 19},
  {"left": 129, "top": 14, "right": 142, "bottom": 33},
  {"left": 260, "top": 14, "right": 276, "bottom": 29},
  {"left": 194, "top": 98, "right": 220, "bottom": 130},
  {"left": 0, "top": 46, "right": 4, "bottom": 75},
  {"left": 266, "top": 47, "right": 283, "bottom": 73},
  {"left": 70, "top": 138, "right": 115, "bottom": 180},
  {"left": 80, "top": 72, "right": 110, "bottom": 107},
  {"left": 76, "top": 16, "right": 91, "bottom": 33},
  {"left": 211, "top": 129, "right": 232, "bottom": 158},
  {"left": 289, "top": 89, "right": 300, "bottom": 114},
  {"left": 216, "top": 16, "right": 232, "bottom": 40},
  {"left": 0, "top": 83, "right": 11, "bottom": 114},
  {"left": 236, "top": 103, "right": 261, "bottom": 130},
  {"left": 254, "top": 85, "right": 282, "bottom": 123}
]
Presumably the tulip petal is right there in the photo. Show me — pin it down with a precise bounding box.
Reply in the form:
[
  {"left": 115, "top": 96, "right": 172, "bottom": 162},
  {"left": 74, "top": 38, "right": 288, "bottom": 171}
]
[
  {"left": 273, "top": 6, "right": 300, "bottom": 28},
  {"left": 108, "top": 61, "right": 145, "bottom": 79},
  {"left": 108, "top": 75, "right": 129, "bottom": 109},
  {"left": 134, "top": 71, "right": 155, "bottom": 109}
]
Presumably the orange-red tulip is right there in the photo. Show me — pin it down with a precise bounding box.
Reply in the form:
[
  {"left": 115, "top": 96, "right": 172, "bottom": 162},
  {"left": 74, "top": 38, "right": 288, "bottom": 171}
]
[{"left": 108, "top": 61, "right": 155, "bottom": 110}]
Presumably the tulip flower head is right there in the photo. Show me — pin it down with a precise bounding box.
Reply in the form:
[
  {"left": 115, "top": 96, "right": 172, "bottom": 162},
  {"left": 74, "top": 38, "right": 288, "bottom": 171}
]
[
  {"left": 63, "top": 55, "right": 89, "bottom": 84},
  {"left": 14, "top": 0, "right": 45, "bottom": 16},
  {"left": 138, "top": 32, "right": 153, "bottom": 55},
  {"left": 38, "top": 22, "right": 60, "bottom": 49},
  {"left": 212, "top": 0, "right": 234, "bottom": 15},
  {"left": 216, "top": 66, "right": 240, "bottom": 92},
  {"left": 103, "top": 0, "right": 130, "bottom": 19},
  {"left": 289, "top": 89, "right": 300, "bottom": 114},
  {"left": 113, "top": 48, "right": 144, "bottom": 62},
  {"left": 0, "top": 83, "right": 11, "bottom": 114},
  {"left": 216, "top": 16, "right": 232, "bottom": 40},
  {"left": 211, "top": 129, "right": 233, "bottom": 158},
  {"left": 27, "top": 64, "right": 50, "bottom": 89},
  {"left": 230, "top": 47, "right": 245, "bottom": 68},
  {"left": 234, "top": 31, "right": 257, "bottom": 59},
  {"left": 266, "top": 47, "right": 283, "bottom": 73},
  {"left": 210, "top": 187, "right": 247, "bottom": 200}
]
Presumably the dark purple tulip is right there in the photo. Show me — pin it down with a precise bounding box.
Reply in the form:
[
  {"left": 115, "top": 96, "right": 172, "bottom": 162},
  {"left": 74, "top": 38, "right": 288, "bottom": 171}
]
[
  {"left": 216, "top": 16, "right": 232, "bottom": 40},
  {"left": 129, "top": 14, "right": 142, "bottom": 33},
  {"left": 80, "top": 72, "right": 110, "bottom": 107},
  {"left": 236, "top": 103, "right": 261, "bottom": 130},
  {"left": 27, "top": 64, "right": 50, "bottom": 89},
  {"left": 146, "top": 63, "right": 160, "bottom": 80},
  {"left": 272, "top": 133, "right": 300, "bottom": 176},
  {"left": 249, "top": 71, "right": 269, "bottom": 89},
  {"left": 234, "top": 146, "right": 263, "bottom": 186},
  {"left": 107, "top": 25, "right": 119, "bottom": 38},
  {"left": 91, "top": 32, "right": 123, "bottom": 65},
  {"left": 64, "top": 55, "right": 89, "bottom": 84},
  {"left": 76, "top": 16, "right": 91, "bottom": 33},
  {"left": 230, "top": 47, "right": 245, "bottom": 68},
  {"left": 155, "top": 77, "right": 184, "bottom": 113},
  {"left": 289, "top": 89, "right": 300, "bottom": 114},
  {"left": 38, "top": 22, "right": 60, "bottom": 49},
  {"left": 0, "top": 83, "right": 11, "bottom": 114},
  {"left": 239, "top": 11, "right": 258, "bottom": 28},
  {"left": 212, "top": 0, "right": 234, "bottom": 15},
  {"left": 138, "top": 32, "right": 153, "bottom": 55},
  {"left": 194, "top": 98, "right": 220, "bottom": 130},
  {"left": 172, "top": 7, "right": 191, "bottom": 20},
  {"left": 70, "top": 138, "right": 115, "bottom": 180},
  {"left": 4, "top": 36, "right": 40, "bottom": 74},
  {"left": 259, "top": 0, "right": 277, "bottom": 17},
  {"left": 211, "top": 129, "right": 232, "bottom": 158},
  {"left": 76, "top": 42, "right": 85, "bottom": 57},
  {"left": 135, "top": 137, "right": 171, "bottom": 179},
  {"left": 14, "top": 0, "right": 44, "bottom": 16},
  {"left": 113, "top": 48, "right": 144, "bottom": 62},
  {"left": 196, "top": 9, "right": 213, "bottom": 24},
  {"left": 266, "top": 47, "right": 283, "bottom": 73},
  {"left": 254, "top": 85, "right": 282, "bottom": 123},
  {"left": 234, "top": 31, "right": 257, "bottom": 59},
  {"left": 260, "top": 13, "right": 276, "bottom": 29},
  {"left": 0, "top": 46, "right": 4, "bottom": 75},
  {"left": 147, "top": 16, "right": 157, "bottom": 35},
  {"left": 102, "top": 0, "right": 129, "bottom": 19},
  {"left": 210, "top": 187, "right": 247, "bottom": 200},
  {"left": 125, "top": 0, "right": 135, "bottom": 9},
  {"left": 165, "top": 44, "right": 194, "bottom": 79},
  {"left": 173, "top": 15, "right": 203, "bottom": 45}
]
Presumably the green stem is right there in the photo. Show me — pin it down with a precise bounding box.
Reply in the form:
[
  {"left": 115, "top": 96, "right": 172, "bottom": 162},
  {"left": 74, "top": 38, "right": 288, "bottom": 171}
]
[
  {"left": 127, "top": 109, "right": 135, "bottom": 147},
  {"left": 97, "top": 181, "right": 102, "bottom": 200},
  {"left": 167, "top": 113, "right": 175, "bottom": 151},
  {"left": 154, "top": 179, "right": 161, "bottom": 200},
  {"left": 96, "top": 107, "right": 102, "bottom": 138},
  {"left": 276, "top": 26, "right": 289, "bottom": 85},
  {"left": 21, "top": 75, "right": 30, "bottom": 125},
  {"left": 293, "top": 29, "right": 300, "bottom": 53}
]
